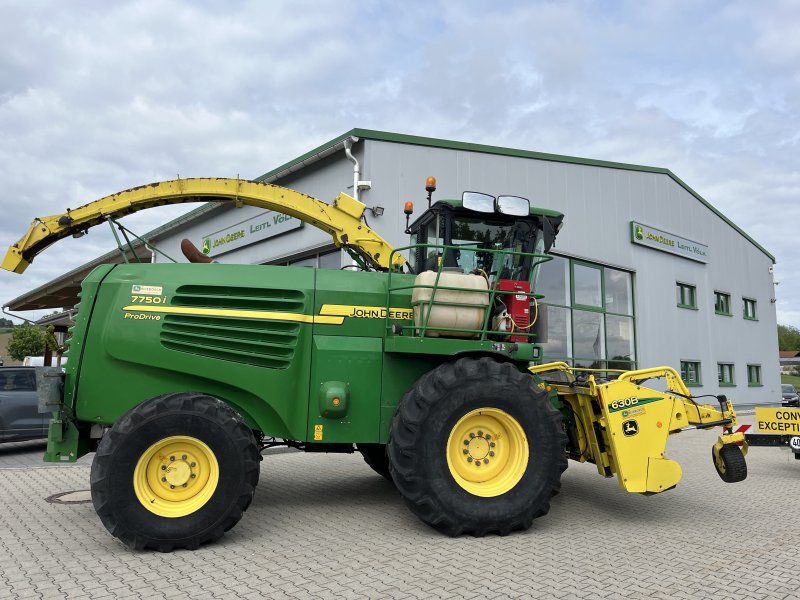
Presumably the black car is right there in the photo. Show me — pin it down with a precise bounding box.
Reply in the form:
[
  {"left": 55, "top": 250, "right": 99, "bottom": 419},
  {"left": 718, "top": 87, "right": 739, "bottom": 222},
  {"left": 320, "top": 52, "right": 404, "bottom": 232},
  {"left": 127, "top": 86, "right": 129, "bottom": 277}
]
[
  {"left": 781, "top": 383, "right": 799, "bottom": 407},
  {"left": 0, "top": 367, "right": 47, "bottom": 443}
]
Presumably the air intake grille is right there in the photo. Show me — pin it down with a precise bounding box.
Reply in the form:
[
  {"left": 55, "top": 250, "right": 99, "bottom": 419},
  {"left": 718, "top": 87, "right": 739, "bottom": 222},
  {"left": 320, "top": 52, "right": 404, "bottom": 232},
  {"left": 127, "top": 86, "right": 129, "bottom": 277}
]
[{"left": 160, "top": 285, "right": 306, "bottom": 369}]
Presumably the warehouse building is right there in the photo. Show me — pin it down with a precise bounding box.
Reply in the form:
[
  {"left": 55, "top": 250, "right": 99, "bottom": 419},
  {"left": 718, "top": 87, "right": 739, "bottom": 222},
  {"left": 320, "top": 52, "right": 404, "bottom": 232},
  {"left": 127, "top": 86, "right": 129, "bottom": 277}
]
[{"left": 7, "top": 129, "right": 778, "bottom": 403}]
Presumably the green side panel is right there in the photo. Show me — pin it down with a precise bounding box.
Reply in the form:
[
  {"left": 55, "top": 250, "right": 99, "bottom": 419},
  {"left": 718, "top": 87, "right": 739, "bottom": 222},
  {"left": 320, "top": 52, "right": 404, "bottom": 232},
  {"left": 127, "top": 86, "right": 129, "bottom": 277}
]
[
  {"left": 73, "top": 263, "right": 315, "bottom": 440},
  {"left": 312, "top": 269, "right": 416, "bottom": 337},
  {"left": 61, "top": 264, "right": 116, "bottom": 414},
  {"left": 306, "top": 336, "right": 383, "bottom": 443},
  {"left": 378, "top": 352, "right": 448, "bottom": 444}
]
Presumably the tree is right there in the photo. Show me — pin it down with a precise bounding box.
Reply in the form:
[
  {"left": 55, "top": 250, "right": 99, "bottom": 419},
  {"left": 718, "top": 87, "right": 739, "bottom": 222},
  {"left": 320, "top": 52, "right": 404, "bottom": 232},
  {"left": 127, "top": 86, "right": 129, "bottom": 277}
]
[
  {"left": 0, "top": 317, "right": 13, "bottom": 328},
  {"left": 6, "top": 324, "right": 45, "bottom": 361},
  {"left": 778, "top": 324, "right": 800, "bottom": 351}
]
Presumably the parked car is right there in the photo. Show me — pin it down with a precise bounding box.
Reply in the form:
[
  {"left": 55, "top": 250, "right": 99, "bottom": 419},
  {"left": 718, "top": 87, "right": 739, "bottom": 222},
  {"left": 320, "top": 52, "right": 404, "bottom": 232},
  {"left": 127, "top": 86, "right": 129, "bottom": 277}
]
[
  {"left": 781, "top": 383, "right": 799, "bottom": 407},
  {"left": 0, "top": 367, "right": 47, "bottom": 443}
]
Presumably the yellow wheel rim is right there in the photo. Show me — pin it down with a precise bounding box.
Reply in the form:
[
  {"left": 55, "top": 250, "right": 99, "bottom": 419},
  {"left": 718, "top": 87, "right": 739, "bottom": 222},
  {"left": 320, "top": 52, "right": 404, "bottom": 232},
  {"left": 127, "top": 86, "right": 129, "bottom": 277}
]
[
  {"left": 133, "top": 435, "right": 219, "bottom": 518},
  {"left": 446, "top": 408, "right": 529, "bottom": 497}
]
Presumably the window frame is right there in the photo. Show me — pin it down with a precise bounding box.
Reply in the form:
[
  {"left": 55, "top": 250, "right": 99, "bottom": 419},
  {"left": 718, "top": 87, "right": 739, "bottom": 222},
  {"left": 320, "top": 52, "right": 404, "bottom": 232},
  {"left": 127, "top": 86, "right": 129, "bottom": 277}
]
[
  {"left": 717, "top": 362, "right": 735, "bottom": 387},
  {"left": 680, "top": 360, "right": 702, "bottom": 387},
  {"left": 714, "top": 291, "right": 732, "bottom": 316},
  {"left": 676, "top": 282, "right": 697, "bottom": 310},
  {"left": 747, "top": 363, "right": 762, "bottom": 387},
  {"left": 571, "top": 261, "right": 604, "bottom": 312},
  {"left": 743, "top": 297, "right": 758, "bottom": 321},
  {"left": 539, "top": 257, "right": 636, "bottom": 371}
]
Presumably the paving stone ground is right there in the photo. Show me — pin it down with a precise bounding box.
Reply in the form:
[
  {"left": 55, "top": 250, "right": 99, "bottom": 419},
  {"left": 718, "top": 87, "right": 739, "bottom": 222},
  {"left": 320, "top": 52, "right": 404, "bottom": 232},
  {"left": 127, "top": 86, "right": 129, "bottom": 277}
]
[{"left": 0, "top": 430, "right": 798, "bottom": 599}]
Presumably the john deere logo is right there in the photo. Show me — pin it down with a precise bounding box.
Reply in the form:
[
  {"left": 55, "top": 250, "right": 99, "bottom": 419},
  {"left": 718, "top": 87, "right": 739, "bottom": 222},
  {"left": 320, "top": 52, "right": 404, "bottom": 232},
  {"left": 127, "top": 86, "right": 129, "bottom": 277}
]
[
  {"left": 202, "top": 239, "right": 210, "bottom": 254},
  {"left": 634, "top": 225, "right": 644, "bottom": 240},
  {"left": 623, "top": 419, "right": 639, "bottom": 437}
]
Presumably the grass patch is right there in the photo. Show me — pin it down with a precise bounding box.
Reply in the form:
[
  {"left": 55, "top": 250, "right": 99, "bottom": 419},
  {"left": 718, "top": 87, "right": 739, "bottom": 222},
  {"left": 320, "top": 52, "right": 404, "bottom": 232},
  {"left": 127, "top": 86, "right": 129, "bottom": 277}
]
[{"left": 780, "top": 374, "right": 800, "bottom": 388}]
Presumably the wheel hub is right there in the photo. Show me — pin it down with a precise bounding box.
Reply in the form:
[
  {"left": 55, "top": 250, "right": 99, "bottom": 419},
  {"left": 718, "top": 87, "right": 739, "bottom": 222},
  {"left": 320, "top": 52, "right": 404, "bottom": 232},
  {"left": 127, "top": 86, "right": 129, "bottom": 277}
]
[
  {"left": 133, "top": 436, "right": 219, "bottom": 518},
  {"left": 162, "top": 457, "right": 193, "bottom": 488},
  {"left": 446, "top": 408, "right": 529, "bottom": 497},
  {"left": 464, "top": 433, "right": 491, "bottom": 463}
]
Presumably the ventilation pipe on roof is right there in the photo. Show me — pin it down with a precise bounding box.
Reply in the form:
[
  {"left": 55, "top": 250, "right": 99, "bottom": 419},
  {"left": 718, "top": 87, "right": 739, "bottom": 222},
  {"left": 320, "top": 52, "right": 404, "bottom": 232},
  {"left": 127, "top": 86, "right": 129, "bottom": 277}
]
[{"left": 343, "top": 136, "right": 371, "bottom": 202}]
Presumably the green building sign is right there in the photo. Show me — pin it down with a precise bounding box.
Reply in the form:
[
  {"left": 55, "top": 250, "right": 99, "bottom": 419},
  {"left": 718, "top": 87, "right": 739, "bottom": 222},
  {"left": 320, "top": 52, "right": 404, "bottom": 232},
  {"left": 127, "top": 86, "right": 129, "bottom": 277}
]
[
  {"left": 201, "top": 211, "right": 303, "bottom": 258},
  {"left": 630, "top": 221, "right": 709, "bottom": 263}
]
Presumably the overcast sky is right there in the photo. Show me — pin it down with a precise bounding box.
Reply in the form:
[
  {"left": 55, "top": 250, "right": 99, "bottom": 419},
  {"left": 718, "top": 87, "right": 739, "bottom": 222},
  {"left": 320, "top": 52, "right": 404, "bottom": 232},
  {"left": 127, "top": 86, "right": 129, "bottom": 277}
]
[{"left": 1, "top": 0, "right": 798, "bottom": 326}]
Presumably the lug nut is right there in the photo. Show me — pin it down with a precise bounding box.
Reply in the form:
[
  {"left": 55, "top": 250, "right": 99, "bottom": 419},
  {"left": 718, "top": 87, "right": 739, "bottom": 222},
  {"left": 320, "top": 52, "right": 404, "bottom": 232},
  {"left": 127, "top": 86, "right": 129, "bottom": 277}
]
[
  {"left": 182, "top": 455, "right": 187, "bottom": 460},
  {"left": 477, "top": 430, "right": 483, "bottom": 436},
  {"left": 469, "top": 432, "right": 475, "bottom": 438},
  {"left": 489, "top": 451, "right": 495, "bottom": 457},
  {"left": 161, "top": 465, "right": 166, "bottom": 471},
  {"left": 190, "top": 462, "right": 196, "bottom": 467},
  {"left": 475, "top": 461, "right": 481, "bottom": 467},
  {"left": 485, "top": 434, "right": 491, "bottom": 440},
  {"left": 463, "top": 440, "right": 469, "bottom": 445},
  {"left": 161, "top": 477, "right": 166, "bottom": 482},
  {"left": 467, "top": 457, "right": 473, "bottom": 462},
  {"left": 170, "top": 456, "right": 175, "bottom": 461},
  {"left": 183, "top": 483, "right": 187, "bottom": 488},
  {"left": 483, "top": 459, "right": 489, "bottom": 465},
  {"left": 191, "top": 474, "right": 196, "bottom": 479},
  {"left": 490, "top": 442, "right": 496, "bottom": 448},
  {"left": 463, "top": 449, "right": 469, "bottom": 455},
  {"left": 170, "top": 485, "right": 175, "bottom": 489}
]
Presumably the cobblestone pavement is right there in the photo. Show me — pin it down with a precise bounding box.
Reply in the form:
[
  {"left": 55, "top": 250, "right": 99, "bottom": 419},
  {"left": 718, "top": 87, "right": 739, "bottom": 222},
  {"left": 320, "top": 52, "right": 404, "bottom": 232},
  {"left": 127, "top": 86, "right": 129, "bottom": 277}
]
[{"left": 0, "top": 431, "right": 798, "bottom": 599}]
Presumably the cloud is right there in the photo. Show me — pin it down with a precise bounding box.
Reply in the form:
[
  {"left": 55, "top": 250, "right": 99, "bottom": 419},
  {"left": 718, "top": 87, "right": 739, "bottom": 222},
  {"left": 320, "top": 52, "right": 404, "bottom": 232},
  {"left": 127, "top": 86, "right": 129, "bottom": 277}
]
[{"left": 1, "top": 0, "right": 798, "bottom": 329}]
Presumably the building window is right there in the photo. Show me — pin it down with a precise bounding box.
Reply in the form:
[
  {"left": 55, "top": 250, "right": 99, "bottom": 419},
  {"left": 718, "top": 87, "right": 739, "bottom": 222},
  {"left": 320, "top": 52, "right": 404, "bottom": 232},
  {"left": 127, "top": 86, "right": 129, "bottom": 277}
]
[
  {"left": 743, "top": 298, "right": 757, "bottom": 320},
  {"left": 605, "top": 268, "right": 633, "bottom": 316},
  {"left": 537, "top": 257, "right": 635, "bottom": 372},
  {"left": 680, "top": 360, "right": 701, "bottom": 386},
  {"left": 714, "top": 291, "right": 731, "bottom": 316},
  {"left": 747, "top": 364, "right": 762, "bottom": 386},
  {"left": 718, "top": 363, "right": 735, "bottom": 386},
  {"left": 572, "top": 262, "right": 603, "bottom": 309},
  {"left": 676, "top": 283, "right": 697, "bottom": 309},
  {"left": 278, "top": 249, "right": 343, "bottom": 269}
]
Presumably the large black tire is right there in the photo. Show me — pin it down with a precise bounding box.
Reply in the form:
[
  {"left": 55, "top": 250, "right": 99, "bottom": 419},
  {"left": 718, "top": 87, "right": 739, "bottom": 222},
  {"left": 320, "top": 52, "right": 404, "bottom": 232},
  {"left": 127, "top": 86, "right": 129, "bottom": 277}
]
[
  {"left": 90, "top": 393, "right": 260, "bottom": 551},
  {"left": 713, "top": 443, "right": 747, "bottom": 483},
  {"left": 387, "top": 357, "right": 567, "bottom": 536},
  {"left": 356, "top": 443, "right": 392, "bottom": 481}
]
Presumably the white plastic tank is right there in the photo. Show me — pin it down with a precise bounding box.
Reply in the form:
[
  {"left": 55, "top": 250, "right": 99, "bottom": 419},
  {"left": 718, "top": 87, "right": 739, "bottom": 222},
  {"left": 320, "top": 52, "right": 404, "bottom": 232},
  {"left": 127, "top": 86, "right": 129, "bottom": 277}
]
[{"left": 411, "top": 270, "right": 490, "bottom": 338}]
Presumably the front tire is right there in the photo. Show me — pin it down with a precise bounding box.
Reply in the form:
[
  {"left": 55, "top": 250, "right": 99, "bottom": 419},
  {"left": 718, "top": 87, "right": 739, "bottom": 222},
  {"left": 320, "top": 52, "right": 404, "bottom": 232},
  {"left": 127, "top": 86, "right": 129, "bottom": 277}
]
[
  {"left": 90, "top": 393, "right": 260, "bottom": 551},
  {"left": 713, "top": 443, "right": 747, "bottom": 483},
  {"left": 387, "top": 357, "right": 567, "bottom": 536}
]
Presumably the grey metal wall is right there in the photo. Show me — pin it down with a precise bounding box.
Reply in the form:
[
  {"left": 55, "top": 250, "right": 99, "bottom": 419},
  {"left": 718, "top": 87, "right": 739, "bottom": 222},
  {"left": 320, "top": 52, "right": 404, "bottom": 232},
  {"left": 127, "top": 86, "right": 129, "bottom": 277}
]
[{"left": 154, "top": 137, "right": 778, "bottom": 404}]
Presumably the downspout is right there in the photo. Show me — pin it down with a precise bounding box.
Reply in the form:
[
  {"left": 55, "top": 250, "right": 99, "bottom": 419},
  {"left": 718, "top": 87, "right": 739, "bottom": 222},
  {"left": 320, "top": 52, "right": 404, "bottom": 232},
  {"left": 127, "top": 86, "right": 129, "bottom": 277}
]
[{"left": 343, "top": 136, "right": 360, "bottom": 201}]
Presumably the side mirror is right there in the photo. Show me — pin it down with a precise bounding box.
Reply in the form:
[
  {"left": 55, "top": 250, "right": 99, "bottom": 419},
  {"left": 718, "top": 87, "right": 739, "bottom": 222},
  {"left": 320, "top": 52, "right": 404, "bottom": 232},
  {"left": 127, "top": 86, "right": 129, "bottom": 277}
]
[
  {"left": 462, "top": 192, "right": 495, "bottom": 213},
  {"left": 496, "top": 195, "right": 530, "bottom": 216}
]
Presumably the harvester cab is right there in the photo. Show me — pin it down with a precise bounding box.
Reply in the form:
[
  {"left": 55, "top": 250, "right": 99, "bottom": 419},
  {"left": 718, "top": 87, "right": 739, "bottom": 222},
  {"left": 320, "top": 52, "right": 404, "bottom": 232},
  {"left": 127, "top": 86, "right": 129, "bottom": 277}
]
[{"left": 402, "top": 179, "right": 564, "bottom": 342}]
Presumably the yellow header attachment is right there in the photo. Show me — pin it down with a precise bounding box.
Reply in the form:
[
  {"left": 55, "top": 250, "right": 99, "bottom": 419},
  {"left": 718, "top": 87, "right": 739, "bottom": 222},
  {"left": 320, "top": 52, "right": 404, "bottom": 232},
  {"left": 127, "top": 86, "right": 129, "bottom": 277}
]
[{"left": 2, "top": 178, "right": 405, "bottom": 274}]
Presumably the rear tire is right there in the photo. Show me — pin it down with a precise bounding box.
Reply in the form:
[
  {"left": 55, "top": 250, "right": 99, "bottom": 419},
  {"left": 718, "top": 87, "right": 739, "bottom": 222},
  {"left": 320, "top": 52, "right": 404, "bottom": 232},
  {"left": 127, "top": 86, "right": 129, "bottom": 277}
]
[
  {"left": 387, "top": 357, "right": 567, "bottom": 536},
  {"left": 713, "top": 443, "right": 747, "bottom": 483},
  {"left": 356, "top": 443, "right": 392, "bottom": 481},
  {"left": 90, "top": 393, "right": 260, "bottom": 551}
]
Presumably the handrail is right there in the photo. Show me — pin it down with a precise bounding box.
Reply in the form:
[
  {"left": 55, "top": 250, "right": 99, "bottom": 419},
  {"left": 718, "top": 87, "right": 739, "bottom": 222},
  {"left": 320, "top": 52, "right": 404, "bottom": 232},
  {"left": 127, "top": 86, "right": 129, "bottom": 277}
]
[{"left": 387, "top": 242, "right": 552, "bottom": 340}]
